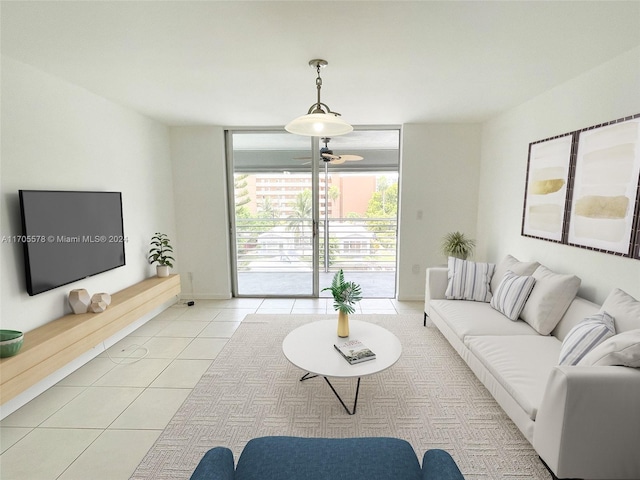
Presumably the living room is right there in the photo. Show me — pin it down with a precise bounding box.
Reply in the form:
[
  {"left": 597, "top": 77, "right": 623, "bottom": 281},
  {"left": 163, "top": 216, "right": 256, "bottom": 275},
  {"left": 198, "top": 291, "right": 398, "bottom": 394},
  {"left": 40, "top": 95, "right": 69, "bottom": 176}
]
[{"left": 1, "top": 2, "right": 639, "bottom": 479}]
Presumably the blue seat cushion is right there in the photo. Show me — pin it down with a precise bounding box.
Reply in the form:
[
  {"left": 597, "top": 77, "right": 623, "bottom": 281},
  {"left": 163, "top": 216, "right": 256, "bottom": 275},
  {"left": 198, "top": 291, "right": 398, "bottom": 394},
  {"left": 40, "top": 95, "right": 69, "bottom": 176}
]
[
  {"left": 235, "top": 436, "right": 422, "bottom": 480},
  {"left": 191, "top": 447, "right": 235, "bottom": 480},
  {"left": 423, "top": 449, "right": 465, "bottom": 480}
]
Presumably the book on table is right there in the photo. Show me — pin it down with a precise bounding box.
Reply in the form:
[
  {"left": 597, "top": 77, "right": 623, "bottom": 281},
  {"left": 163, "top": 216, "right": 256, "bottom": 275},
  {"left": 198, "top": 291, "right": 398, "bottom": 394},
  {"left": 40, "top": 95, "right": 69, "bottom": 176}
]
[{"left": 334, "top": 339, "right": 376, "bottom": 364}]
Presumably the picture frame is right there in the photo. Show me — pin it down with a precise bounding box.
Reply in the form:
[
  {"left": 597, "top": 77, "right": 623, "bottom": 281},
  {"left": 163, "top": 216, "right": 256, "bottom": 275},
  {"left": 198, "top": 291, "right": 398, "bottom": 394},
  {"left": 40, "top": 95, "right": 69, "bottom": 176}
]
[
  {"left": 567, "top": 115, "right": 640, "bottom": 257},
  {"left": 632, "top": 175, "right": 640, "bottom": 260},
  {"left": 522, "top": 133, "right": 574, "bottom": 242}
]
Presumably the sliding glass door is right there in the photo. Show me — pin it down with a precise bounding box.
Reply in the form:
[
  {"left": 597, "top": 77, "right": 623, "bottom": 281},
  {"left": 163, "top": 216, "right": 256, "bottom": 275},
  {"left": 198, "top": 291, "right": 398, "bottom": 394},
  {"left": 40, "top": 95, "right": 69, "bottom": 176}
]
[
  {"left": 227, "top": 128, "right": 400, "bottom": 298},
  {"left": 227, "top": 131, "right": 318, "bottom": 296},
  {"left": 315, "top": 132, "right": 400, "bottom": 298}
]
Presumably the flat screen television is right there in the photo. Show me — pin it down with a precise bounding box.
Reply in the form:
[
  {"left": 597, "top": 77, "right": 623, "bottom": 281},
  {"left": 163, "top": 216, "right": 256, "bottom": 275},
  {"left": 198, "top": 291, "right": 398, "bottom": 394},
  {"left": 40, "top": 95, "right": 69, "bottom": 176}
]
[{"left": 19, "top": 190, "right": 126, "bottom": 296}]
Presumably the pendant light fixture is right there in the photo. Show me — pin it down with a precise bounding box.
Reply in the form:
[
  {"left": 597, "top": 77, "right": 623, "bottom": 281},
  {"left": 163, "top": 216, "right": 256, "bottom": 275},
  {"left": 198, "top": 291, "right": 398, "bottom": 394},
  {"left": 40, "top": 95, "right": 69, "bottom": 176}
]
[{"left": 285, "top": 59, "right": 353, "bottom": 137}]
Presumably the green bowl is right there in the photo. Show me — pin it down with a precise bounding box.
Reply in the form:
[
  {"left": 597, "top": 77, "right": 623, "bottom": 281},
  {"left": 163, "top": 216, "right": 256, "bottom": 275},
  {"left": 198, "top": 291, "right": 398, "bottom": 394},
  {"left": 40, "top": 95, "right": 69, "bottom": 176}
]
[
  {"left": 0, "top": 330, "right": 24, "bottom": 358},
  {"left": 0, "top": 329, "right": 23, "bottom": 342}
]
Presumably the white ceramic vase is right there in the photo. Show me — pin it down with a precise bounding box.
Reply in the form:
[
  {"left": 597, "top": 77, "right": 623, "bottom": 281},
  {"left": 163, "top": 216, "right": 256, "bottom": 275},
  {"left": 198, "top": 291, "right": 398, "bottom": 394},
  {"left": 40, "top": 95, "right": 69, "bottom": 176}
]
[{"left": 157, "top": 265, "right": 170, "bottom": 278}]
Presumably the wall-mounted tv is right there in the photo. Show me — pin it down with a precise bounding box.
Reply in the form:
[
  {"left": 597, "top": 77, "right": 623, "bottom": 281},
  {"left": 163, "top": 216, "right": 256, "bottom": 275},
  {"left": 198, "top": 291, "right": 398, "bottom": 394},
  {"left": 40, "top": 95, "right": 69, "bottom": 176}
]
[{"left": 19, "top": 190, "right": 126, "bottom": 296}]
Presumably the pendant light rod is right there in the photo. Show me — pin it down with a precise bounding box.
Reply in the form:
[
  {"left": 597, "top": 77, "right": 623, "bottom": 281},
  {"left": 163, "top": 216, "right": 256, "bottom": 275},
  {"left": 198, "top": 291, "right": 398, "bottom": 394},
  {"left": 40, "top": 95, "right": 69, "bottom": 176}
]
[
  {"left": 285, "top": 58, "right": 353, "bottom": 137},
  {"left": 307, "top": 59, "right": 340, "bottom": 116}
]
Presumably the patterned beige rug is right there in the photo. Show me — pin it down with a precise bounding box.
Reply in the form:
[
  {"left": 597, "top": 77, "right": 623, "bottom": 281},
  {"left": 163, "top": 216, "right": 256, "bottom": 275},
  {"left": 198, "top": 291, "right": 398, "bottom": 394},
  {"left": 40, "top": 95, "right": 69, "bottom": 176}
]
[{"left": 132, "top": 314, "right": 550, "bottom": 480}]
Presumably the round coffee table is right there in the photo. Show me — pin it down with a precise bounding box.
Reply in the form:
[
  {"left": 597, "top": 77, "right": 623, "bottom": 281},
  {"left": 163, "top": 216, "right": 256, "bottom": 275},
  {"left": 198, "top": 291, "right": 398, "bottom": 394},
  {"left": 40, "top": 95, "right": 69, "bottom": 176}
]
[{"left": 282, "top": 319, "right": 402, "bottom": 414}]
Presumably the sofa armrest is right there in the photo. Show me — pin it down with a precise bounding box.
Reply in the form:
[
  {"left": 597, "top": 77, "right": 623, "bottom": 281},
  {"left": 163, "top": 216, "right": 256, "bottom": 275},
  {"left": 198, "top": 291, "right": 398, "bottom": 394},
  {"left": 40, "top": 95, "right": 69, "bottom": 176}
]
[
  {"left": 190, "top": 447, "right": 235, "bottom": 480},
  {"left": 534, "top": 365, "right": 640, "bottom": 479},
  {"left": 425, "top": 267, "right": 448, "bottom": 315},
  {"left": 422, "top": 449, "right": 465, "bottom": 479}
]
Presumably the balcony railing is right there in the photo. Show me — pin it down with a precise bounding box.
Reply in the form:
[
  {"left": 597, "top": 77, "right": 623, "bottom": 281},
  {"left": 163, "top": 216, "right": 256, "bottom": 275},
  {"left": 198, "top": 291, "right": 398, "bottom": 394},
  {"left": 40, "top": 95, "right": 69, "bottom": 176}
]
[{"left": 235, "top": 217, "right": 397, "bottom": 273}]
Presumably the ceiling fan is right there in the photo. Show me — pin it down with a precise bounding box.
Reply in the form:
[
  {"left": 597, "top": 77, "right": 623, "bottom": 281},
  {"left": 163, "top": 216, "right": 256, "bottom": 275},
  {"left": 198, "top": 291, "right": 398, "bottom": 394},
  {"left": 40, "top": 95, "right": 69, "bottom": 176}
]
[
  {"left": 295, "top": 137, "right": 364, "bottom": 165},
  {"left": 319, "top": 137, "right": 363, "bottom": 164}
]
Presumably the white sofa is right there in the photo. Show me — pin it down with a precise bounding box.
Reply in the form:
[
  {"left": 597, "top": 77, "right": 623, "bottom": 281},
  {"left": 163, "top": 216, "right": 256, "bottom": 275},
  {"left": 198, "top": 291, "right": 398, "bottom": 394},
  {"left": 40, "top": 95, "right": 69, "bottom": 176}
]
[{"left": 424, "top": 258, "right": 640, "bottom": 480}]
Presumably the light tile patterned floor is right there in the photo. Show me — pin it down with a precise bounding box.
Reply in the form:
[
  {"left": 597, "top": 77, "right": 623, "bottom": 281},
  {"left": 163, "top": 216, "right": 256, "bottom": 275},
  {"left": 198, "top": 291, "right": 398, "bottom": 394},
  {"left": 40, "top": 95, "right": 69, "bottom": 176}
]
[{"left": 0, "top": 298, "right": 423, "bottom": 480}]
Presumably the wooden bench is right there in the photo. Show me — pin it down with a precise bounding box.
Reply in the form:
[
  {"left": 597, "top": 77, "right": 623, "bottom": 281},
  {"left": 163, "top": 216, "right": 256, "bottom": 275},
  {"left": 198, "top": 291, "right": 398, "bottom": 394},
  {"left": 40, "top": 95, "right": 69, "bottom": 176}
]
[{"left": 0, "top": 274, "right": 181, "bottom": 404}]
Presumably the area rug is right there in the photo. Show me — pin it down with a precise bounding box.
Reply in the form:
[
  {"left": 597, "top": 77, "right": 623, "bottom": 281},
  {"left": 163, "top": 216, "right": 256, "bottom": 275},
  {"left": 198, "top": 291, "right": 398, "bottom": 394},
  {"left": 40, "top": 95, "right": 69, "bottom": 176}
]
[{"left": 131, "top": 314, "right": 550, "bottom": 479}]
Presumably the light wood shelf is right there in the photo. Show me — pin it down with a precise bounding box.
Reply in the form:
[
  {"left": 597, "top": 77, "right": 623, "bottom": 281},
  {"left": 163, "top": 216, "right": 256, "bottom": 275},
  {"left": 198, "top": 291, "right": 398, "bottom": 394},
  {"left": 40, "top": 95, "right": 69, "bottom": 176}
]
[{"left": 0, "top": 274, "right": 181, "bottom": 404}]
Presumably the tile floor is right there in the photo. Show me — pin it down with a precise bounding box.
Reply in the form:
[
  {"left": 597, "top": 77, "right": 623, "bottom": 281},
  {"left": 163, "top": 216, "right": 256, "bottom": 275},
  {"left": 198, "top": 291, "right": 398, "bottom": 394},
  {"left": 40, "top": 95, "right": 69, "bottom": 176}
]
[{"left": 0, "top": 297, "right": 423, "bottom": 480}]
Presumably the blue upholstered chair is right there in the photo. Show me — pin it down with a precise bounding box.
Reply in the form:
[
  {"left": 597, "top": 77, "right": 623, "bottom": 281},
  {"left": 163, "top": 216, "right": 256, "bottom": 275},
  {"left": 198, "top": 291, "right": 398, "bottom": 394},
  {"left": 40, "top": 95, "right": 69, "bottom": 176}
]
[{"left": 190, "top": 436, "right": 465, "bottom": 480}]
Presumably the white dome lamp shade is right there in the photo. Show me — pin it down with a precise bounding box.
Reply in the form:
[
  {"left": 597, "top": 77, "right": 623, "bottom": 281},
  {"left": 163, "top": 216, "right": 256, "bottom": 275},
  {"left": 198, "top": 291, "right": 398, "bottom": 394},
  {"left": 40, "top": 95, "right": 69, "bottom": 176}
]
[{"left": 285, "top": 59, "right": 353, "bottom": 137}]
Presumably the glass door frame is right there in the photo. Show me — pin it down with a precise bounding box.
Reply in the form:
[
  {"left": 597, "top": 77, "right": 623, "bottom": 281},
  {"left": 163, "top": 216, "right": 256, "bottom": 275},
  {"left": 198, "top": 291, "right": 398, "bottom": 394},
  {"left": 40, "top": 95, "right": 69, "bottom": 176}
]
[
  {"left": 226, "top": 126, "right": 401, "bottom": 299},
  {"left": 225, "top": 128, "right": 321, "bottom": 297}
]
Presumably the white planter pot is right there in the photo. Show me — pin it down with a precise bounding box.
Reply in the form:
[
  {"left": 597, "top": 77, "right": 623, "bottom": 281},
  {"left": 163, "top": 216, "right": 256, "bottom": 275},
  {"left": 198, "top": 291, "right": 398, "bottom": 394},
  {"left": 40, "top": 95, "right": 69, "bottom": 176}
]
[{"left": 156, "top": 265, "right": 170, "bottom": 278}]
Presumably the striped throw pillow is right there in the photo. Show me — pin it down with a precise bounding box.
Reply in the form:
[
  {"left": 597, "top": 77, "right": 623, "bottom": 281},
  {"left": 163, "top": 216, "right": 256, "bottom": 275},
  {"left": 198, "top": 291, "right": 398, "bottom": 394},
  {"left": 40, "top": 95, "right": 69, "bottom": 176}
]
[
  {"left": 559, "top": 312, "right": 616, "bottom": 366},
  {"left": 489, "top": 270, "right": 536, "bottom": 320},
  {"left": 445, "top": 257, "right": 495, "bottom": 303}
]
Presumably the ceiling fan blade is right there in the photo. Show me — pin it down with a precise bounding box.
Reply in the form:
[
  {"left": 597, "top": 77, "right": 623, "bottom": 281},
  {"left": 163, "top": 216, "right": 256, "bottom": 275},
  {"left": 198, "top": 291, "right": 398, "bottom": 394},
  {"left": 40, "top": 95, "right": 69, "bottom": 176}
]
[
  {"left": 330, "top": 157, "right": 347, "bottom": 165},
  {"left": 321, "top": 153, "right": 340, "bottom": 161},
  {"left": 341, "top": 154, "right": 364, "bottom": 161}
]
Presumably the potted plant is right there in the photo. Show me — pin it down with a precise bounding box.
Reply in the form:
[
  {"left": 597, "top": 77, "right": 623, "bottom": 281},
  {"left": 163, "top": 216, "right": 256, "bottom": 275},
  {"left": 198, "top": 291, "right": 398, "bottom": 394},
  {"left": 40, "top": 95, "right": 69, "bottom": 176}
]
[
  {"left": 441, "top": 231, "right": 475, "bottom": 260},
  {"left": 322, "top": 269, "right": 362, "bottom": 337},
  {"left": 148, "top": 232, "right": 175, "bottom": 277}
]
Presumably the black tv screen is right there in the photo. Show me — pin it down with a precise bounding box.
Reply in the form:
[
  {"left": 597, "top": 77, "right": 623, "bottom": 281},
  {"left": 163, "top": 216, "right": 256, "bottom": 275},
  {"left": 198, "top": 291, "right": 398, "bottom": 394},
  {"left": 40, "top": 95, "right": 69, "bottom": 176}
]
[{"left": 19, "top": 190, "right": 126, "bottom": 296}]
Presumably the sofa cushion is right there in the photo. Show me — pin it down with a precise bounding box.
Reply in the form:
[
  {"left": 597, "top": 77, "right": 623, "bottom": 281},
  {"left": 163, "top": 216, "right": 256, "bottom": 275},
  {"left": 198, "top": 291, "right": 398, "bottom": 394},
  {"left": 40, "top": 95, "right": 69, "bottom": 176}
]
[
  {"left": 579, "top": 329, "right": 640, "bottom": 368},
  {"left": 600, "top": 288, "right": 640, "bottom": 333},
  {"left": 234, "top": 436, "right": 423, "bottom": 480},
  {"left": 466, "top": 335, "right": 562, "bottom": 420},
  {"left": 559, "top": 312, "right": 616, "bottom": 366},
  {"left": 490, "top": 254, "right": 540, "bottom": 295},
  {"left": 551, "top": 296, "right": 601, "bottom": 342},
  {"left": 430, "top": 300, "right": 539, "bottom": 341},
  {"left": 490, "top": 271, "right": 536, "bottom": 321},
  {"left": 190, "top": 446, "right": 235, "bottom": 480},
  {"left": 445, "top": 257, "right": 495, "bottom": 302},
  {"left": 520, "top": 265, "right": 581, "bottom": 335},
  {"left": 422, "top": 449, "right": 465, "bottom": 480}
]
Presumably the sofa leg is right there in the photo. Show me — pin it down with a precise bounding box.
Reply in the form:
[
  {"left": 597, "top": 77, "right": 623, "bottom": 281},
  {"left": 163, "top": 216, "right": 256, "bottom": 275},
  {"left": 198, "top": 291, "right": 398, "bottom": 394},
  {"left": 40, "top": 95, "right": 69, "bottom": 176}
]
[
  {"left": 539, "top": 456, "right": 582, "bottom": 480},
  {"left": 424, "top": 312, "right": 429, "bottom": 327}
]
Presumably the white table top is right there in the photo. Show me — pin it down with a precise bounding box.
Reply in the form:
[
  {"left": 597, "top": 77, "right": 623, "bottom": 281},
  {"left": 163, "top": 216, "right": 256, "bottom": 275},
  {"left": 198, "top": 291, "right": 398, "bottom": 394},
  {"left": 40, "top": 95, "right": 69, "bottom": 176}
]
[{"left": 282, "top": 319, "right": 402, "bottom": 378}]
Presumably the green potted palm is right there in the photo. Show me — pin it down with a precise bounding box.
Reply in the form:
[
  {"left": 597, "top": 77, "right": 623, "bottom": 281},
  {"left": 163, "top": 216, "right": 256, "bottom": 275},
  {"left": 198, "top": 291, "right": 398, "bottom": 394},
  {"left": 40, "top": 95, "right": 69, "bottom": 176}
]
[
  {"left": 441, "top": 231, "right": 475, "bottom": 260},
  {"left": 322, "top": 269, "right": 362, "bottom": 338},
  {"left": 148, "top": 232, "right": 175, "bottom": 277}
]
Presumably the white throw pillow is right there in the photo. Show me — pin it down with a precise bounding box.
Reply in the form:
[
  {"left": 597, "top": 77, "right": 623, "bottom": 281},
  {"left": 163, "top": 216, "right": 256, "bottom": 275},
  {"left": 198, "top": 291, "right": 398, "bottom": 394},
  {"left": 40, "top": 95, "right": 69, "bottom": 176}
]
[
  {"left": 600, "top": 288, "right": 640, "bottom": 333},
  {"left": 559, "top": 312, "right": 616, "bottom": 366},
  {"left": 490, "top": 270, "right": 536, "bottom": 321},
  {"left": 520, "top": 265, "right": 581, "bottom": 335},
  {"left": 579, "top": 329, "right": 640, "bottom": 367},
  {"left": 490, "top": 255, "right": 539, "bottom": 295},
  {"left": 445, "top": 257, "right": 495, "bottom": 303}
]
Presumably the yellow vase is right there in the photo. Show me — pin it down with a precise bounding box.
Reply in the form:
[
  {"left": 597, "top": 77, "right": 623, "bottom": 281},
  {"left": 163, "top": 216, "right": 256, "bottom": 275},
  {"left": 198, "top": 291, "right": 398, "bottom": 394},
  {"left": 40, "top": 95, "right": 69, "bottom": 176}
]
[{"left": 337, "top": 310, "right": 349, "bottom": 338}]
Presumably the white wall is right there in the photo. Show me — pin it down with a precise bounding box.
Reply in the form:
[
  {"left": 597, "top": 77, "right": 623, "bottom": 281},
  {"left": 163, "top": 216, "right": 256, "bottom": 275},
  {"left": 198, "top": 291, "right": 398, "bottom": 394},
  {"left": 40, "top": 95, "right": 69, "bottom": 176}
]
[
  {"left": 168, "top": 124, "right": 481, "bottom": 301},
  {"left": 476, "top": 46, "right": 640, "bottom": 304},
  {"left": 0, "top": 56, "right": 176, "bottom": 332},
  {"left": 397, "top": 124, "right": 482, "bottom": 300},
  {"left": 169, "top": 127, "right": 232, "bottom": 299}
]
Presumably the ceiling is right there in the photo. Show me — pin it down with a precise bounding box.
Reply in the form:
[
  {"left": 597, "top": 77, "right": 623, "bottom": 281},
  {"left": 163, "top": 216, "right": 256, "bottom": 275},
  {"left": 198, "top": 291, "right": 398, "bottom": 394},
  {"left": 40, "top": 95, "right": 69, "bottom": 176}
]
[{"left": 2, "top": 1, "right": 639, "bottom": 128}]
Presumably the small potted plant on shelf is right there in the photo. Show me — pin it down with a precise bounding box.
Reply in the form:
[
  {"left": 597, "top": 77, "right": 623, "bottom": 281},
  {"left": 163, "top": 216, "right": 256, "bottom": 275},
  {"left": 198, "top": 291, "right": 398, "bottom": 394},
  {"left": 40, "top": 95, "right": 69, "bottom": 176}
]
[
  {"left": 148, "top": 232, "right": 175, "bottom": 277},
  {"left": 322, "top": 269, "right": 362, "bottom": 338},
  {"left": 441, "top": 231, "right": 475, "bottom": 260}
]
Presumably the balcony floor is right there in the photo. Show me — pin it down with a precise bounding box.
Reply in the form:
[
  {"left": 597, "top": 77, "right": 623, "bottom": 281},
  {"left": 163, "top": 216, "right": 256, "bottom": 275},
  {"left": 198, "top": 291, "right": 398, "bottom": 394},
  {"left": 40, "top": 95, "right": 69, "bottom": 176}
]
[{"left": 237, "top": 271, "right": 396, "bottom": 298}]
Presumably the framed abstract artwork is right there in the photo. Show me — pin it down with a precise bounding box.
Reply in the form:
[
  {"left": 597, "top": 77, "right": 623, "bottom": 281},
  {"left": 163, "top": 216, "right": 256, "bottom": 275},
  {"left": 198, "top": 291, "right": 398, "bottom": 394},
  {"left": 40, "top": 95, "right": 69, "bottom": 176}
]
[
  {"left": 522, "top": 133, "right": 574, "bottom": 242},
  {"left": 567, "top": 115, "right": 640, "bottom": 256}
]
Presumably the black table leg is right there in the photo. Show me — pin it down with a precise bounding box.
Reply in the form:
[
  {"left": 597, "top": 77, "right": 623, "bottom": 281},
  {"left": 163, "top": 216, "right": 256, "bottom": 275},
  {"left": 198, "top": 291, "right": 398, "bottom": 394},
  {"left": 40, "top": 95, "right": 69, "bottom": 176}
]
[
  {"left": 300, "top": 372, "right": 361, "bottom": 415},
  {"left": 323, "top": 376, "right": 361, "bottom": 415}
]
